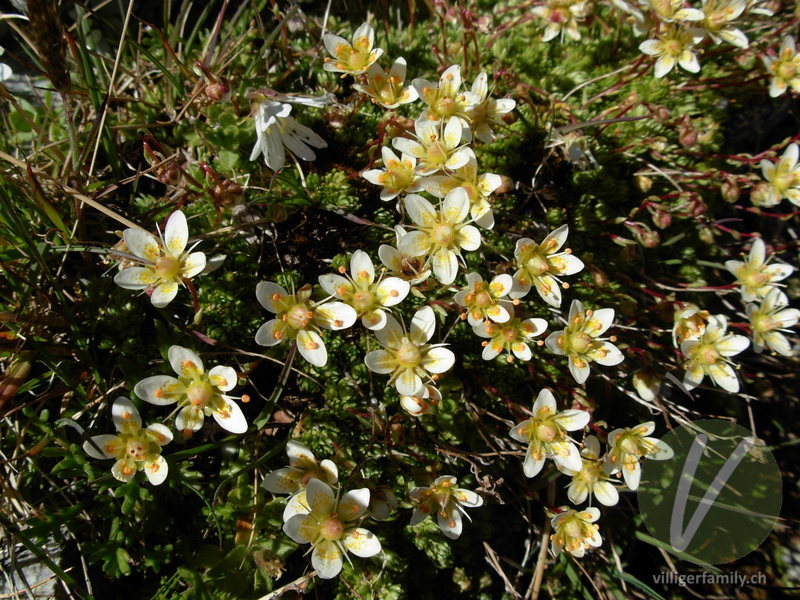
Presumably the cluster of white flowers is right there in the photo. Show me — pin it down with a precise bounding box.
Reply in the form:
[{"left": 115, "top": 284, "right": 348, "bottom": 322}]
[
  {"left": 753, "top": 142, "right": 800, "bottom": 208},
  {"left": 84, "top": 345, "right": 247, "bottom": 485},
  {"left": 262, "top": 440, "right": 482, "bottom": 576},
  {"left": 617, "top": 0, "right": 765, "bottom": 78},
  {"left": 510, "top": 389, "right": 672, "bottom": 557}
]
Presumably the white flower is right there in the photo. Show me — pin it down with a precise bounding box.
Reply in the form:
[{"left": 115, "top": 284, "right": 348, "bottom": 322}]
[
  {"left": 412, "top": 64, "right": 478, "bottom": 124},
  {"left": 364, "top": 306, "right": 455, "bottom": 396},
  {"left": 550, "top": 507, "right": 602, "bottom": 557},
  {"left": 672, "top": 302, "right": 710, "bottom": 347},
  {"left": 473, "top": 317, "right": 548, "bottom": 362},
  {"left": 249, "top": 100, "right": 327, "bottom": 172},
  {"left": 254, "top": 281, "right": 357, "bottom": 367},
  {"left": 322, "top": 22, "right": 383, "bottom": 76},
  {"left": 378, "top": 225, "right": 432, "bottom": 285},
  {"left": 283, "top": 479, "right": 381, "bottom": 579},
  {"left": 134, "top": 346, "right": 247, "bottom": 435},
  {"left": 362, "top": 147, "right": 422, "bottom": 202},
  {"left": 764, "top": 36, "right": 800, "bottom": 98},
  {"left": 353, "top": 57, "right": 418, "bottom": 108},
  {"left": 557, "top": 436, "right": 619, "bottom": 506},
  {"left": 532, "top": 0, "right": 592, "bottom": 42},
  {"left": 604, "top": 421, "right": 673, "bottom": 491},
  {"left": 319, "top": 250, "right": 410, "bottom": 330},
  {"left": 113, "top": 210, "right": 206, "bottom": 308},
  {"left": 421, "top": 149, "right": 502, "bottom": 229},
  {"left": 758, "top": 143, "right": 800, "bottom": 206},
  {"left": 747, "top": 288, "right": 800, "bottom": 356},
  {"left": 409, "top": 476, "right": 483, "bottom": 539},
  {"left": 83, "top": 397, "right": 172, "bottom": 485},
  {"left": 646, "top": 0, "right": 705, "bottom": 22},
  {"left": 509, "top": 389, "right": 590, "bottom": 478},
  {"left": 399, "top": 383, "right": 442, "bottom": 416},
  {"left": 398, "top": 189, "right": 481, "bottom": 285},
  {"left": 700, "top": 0, "right": 748, "bottom": 48},
  {"left": 545, "top": 300, "right": 624, "bottom": 384},
  {"left": 639, "top": 26, "right": 705, "bottom": 78},
  {"left": 465, "top": 72, "right": 516, "bottom": 144},
  {"left": 392, "top": 117, "right": 472, "bottom": 176},
  {"left": 262, "top": 440, "right": 339, "bottom": 521},
  {"left": 724, "top": 238, "right": 794, "bottom": 302},
  {"left": 681, "top": 315, "right": 750, "bottom": 393},
  {"left": 454, "top": 272, "right": 514, "bottom": 327},
  {"left": 510, "top": 225, "right": 584, "bottom": 306}
]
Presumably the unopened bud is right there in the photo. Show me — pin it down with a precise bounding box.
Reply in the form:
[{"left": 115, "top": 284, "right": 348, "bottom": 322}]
[
  {"left": 652, "top": 208, "right": 672, "bottom": 229},
  {"left": 635, "top": 175, "right": 653, "bottom": 193},
  {"left": 205, "top": 79, "right": 231, "bottom": 103},
  {"left": 653, "top": 106, "right": 670, "bottom": 123},
  {"left": 721, "top": 178, "right": 740, "bottom": 203}
]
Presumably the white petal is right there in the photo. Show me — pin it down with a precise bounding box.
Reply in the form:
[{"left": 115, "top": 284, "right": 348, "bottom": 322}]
[
  {"left": 143, "top": 455, "right": 169, "bottom": 485},
  {"left": 442, "top": 187, "right": 470, "bottom": 223},
  {"left": 312, "top": 540, "right": 343, "bottom": 579},
  {"left": 443, "top": 117, "right": 463, "bottom": 149},
  {"left": 375, "top": 314, "right": 404, "bottom": 348},
  {"left": 437, "top": 504, "right": 463, "bottom": 539},
  {"left": 168, "top": 345, "right": 204, "bottom": 376},
  {"left": 343, "top": 527, "right": 381, "bottom": 557},
  {"left": 112, "top": 397, "right": 141, "bottom": 430},
  {"left": 181, "top": 252, "right": 206, "bottom": 278},
  {"left": 305, "top": 478, "right": 335, "bottom": 514},
  {"left": 338, "top": 488, "right": 370, "bottom": 521},
  {"left": 591, "top": 342, "right": 624, "bottom": 366},
  {"left": 404, "top": 194, "right": 437, "bottom": 227},
  {"left": 716, "top": 335, "right": 750, "bottom": 357},
  {"left": 164, "top": 211, "right": 189, "bottom": 256},
  {"left": 376, "top": 277, "right": 410, "bottom": 307},
  {"left": 395, "top": 369, "right": 423, "bottom": 396},
  {"left": 134, "top": 375, "right": 180, "bottom": 406},
  {"left": 123, "top": 228, "right": 160, "bottom": 262},
  {"left": 708, "top": 362, "right": 740, "bottom": 392},
  {"left": 410, "top": 305, "right": 436, "bottom": 344},
  {"left": 175, "top": 406, "right": 204, "bottom": 432},
  {"left": 654, "top": 55, "right": 675, "bottom": 78},
  {"left": 511, "top": 342, "right": 532, "bottom": 361},
  {"left": 585, "top": 309, "right": 615, "bottom": 336},
  {"left": 350, "top": 250, "right": 375, "bottom": 283},
  {"left": 296, "top": 330, "right": 327, "bottom": 367},
  {"left": 622, "top": 462, "right": 641, "bottom": 491},
  {"left": 113, "top": 267, "right": 156, "bottom": 290},
  {"left": 283, "top": 512, "right": 316, "bottom": 544},
  {"left": 422, "top": 347, "right": 455, "bottom": 373},
  {"left": 111, "top": 458, "right": 137, "bottom": 482},
  {"left": 255, "top": 281, "right": 288, "bottom": 313},
  {"left": 432, "top": 248, "right": 458, "bottom": 284},
  {"left": 254, "top": 319, "right": 286, "bottom": 347},
  {"left": 523, "top": 451, "right": 546, "bottom": 478},
  {"left": 362, "top": 310, "right": 388, "bottom": 330},
  {"left": 458, "top": 225, "right": 481, "bottom": 252},
  {"left": 364, "top": 350, "right": 396, "bottom": 374},
  {"left": 553, "top": 409, "right": 590, "bottom": 431},
  {"left": 213, "top": 398, "right": 247, "bottom": 434},
  {"left": 314, "top": 301, "right": 357, "bottom": 330},
  {"left": 208, "top": 365, "right": 237, "bottom": 392},
  {"left": 553, "top": 442, "right": 583, "bottom": 472},
  {"left": 532, "top": 388, "right": 557, "bottom": 415},
  {"left": 150, "top": 281, "right": 179, "bottom": 308},
  {"left": 83, "top": 434, "right": 121, "bottom": 460},
  {"left": 593, "top": 481, "right": 619, "bottom": 506}
]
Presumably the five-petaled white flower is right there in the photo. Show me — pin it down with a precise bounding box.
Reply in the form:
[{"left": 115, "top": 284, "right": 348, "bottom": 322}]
[
  {"left": 545, "top": 300, "right": 624, "bottom": 384},
  {"left": 473, "top": 317, "right": 548, "bottom": 362},
  {"left": 550, "top": 507, "right": 602, "bottom": 558},
  {"left": 681, "top": 314, "right": 750, "bottom": 392},
  {"left": 254, "top": 281, "right": 357, "bottom": 367},
  {"left": 364, "top": 305, "right": 455, "bottom": 396},
  {"left": 510, "top": 225, "right": 584, "bottom": 306},
  {"left": 764, "top": 36, "right": 800, "bottom": 98},
  {"left": 322, "top": 22, "right": 384, "bottom": 76},
  {"left": 639, "top": 26, "right": 705, "bottom": 78},
  {"left": 319, "top": 250, "right": 410, "bottom": 330},
  {"left": 113, "top": 210, "right": 206, "bottom": 308},
  {"left": 747, "top": 288, "right": 800, "bottom": 356},
  {"left": 604, "top": 421, "right": 673, "bottom": 490},
  {"left": 409, "top": 475, "right": 483, "bottom": 539},
  {"left": 378, "top": 225, "right": 432, "bottom": 285},
  {"left": 392, "top": 117, "right": 471, "bottom": 175},
  {"left": 283, "top": 478, "right": 381, "bottom": 579},
  {"left": 354, "top": 57, "right": 419, "bottom": 108},
  {"left": 465, "top": 72, "right": 516, "bottom": 144},
  {"left": 262, "top": 440, "right": 339, "bottom": 521},
  {"left": 362, "top": 147, "right": 422, "bottom": 202},
  {"left": 412, "top": 64, "right": 478, "bottom": 124},
  {"left": 454, "top": 272, "right": 515, "bottom": 327},
  {"left": 249, "top": 100, "right": 327, "bottom": 172},
  {"left": 724, "top": 238, "right": 794, "bottom": 302},
  {"left": 398, "top": 189, "right": 481, "bottom": 285},
  {"left": 557, "top": 435, "right": 619, "bottom": 506},
  {"left": 83, "top": 397, "right": 172, "bottom": 485},
  {"left": 532, "top": 0, "right": 592, "bottom": 42},
  {"left": 509, "top": 389, "right": 590, "bottom": 478},
  {"left": 646, "top": 0, "right": 705, "bottom": 22},
  {"left": 134, "top": 345, "right": 247, "bottom": 435},
  {"left": 421, "top": 150, "right": 502, "bottom": 229},
  {"left": 758, "top": 143, "right": 800, "bottom": 206},
  {"left": 700, "top": 0, "right": 748, "bottom": 48}
]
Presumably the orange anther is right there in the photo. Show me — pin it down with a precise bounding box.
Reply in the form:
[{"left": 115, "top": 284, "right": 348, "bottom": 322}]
[
  {"left": 241, "top": 394, "right": 250, "bottom": 403},
  {"left": 338, "top": 266, "right": 347, "bottom": 274},
  {"left": 272, "top": 293, "right": 281, "bottom": 301}
]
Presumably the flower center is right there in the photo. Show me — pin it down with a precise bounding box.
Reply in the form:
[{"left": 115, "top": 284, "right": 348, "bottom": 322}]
[
  {"left": 535, "top": 421, "right": 559, "bottom": 442},
  {"left": 126, "top": 438, "right": 147, "bottom": 461},
  {"left": 155, "top": 255, "right": 181, "bottom": 280},
  {"left": 501, "top": 327, "right": 517, "bottom": 342},
  {"left": 425, "top": 142, "right": 450, "bottom": 169},
  {"left": 664, "top": 39, "right": 682, "bottom": 57},
  {"left": 777, "top": 61, "right": 796, "bottom": 80},
  {"left": 474, "top": 291, "right": 492, "bottom": 308},
  {"left": 286, "top": 303, "right": 313, "bottom": 330},
  {"left": 396, "top": 341, "right": 422, "bottom": 368},
  {"left": 753, "top": 314, "right": 775, "bottom": 334},
  {"left": 187, "top": 380, "right": 214, "bottom": 407},
  {"left": 352, "top": 289, "right": 375, "bottom": 314},
  {"left": 320, "top": 516, "right": 345, "bottom": 541},
  {"left": 431, "top": 223, "right": 456, "bottom": 247},
  {"left": 567, "top": 332, "right": 592, "bottom": 354},
  {"left": 695, "top": 343, "right": 720, "bottom": 365},
  {"left": 525, "top": 252, "right": 550, "bottom": 276}
]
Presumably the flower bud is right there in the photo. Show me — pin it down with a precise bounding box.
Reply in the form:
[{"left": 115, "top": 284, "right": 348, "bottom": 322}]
[
  {"left": 721, "top": 178, "right": 740, "bottom": 203},
  {"left": 205, "top": 79, "right": 231, "bottom": 102},
  {"left": 635, "top": 175, "right": 653, "bottom": 193}
]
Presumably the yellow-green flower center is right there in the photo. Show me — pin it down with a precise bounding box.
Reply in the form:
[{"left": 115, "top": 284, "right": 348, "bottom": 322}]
[
  {"left": 694, "top": 343, "right": 720, "bottom": 365},
  {"left": 352, "top": 289, "right": 375, "bottom": 314},
  {"left": 187, "top": 380, "right": 214, "bottom": 407},
  {"left": 286, "top": 303, "right": 313, "bottom": 330},
  {"left": 396, "top": 341, "right": 422, "bottom": 367},
  {"left": 474, "top": 291, "right": 492, "bottom": 308},
  {"left": 431, "top": 223, "right": 456, "bottom": 247},
  {"left": 155, "top": 255, "right": 181, "bottom": 279},
  {"left": 320, "top": 516, "right": 345, "bottom": 541},
  {"left": 566, "top": 332, "right": 593, "bottom": 354}
]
